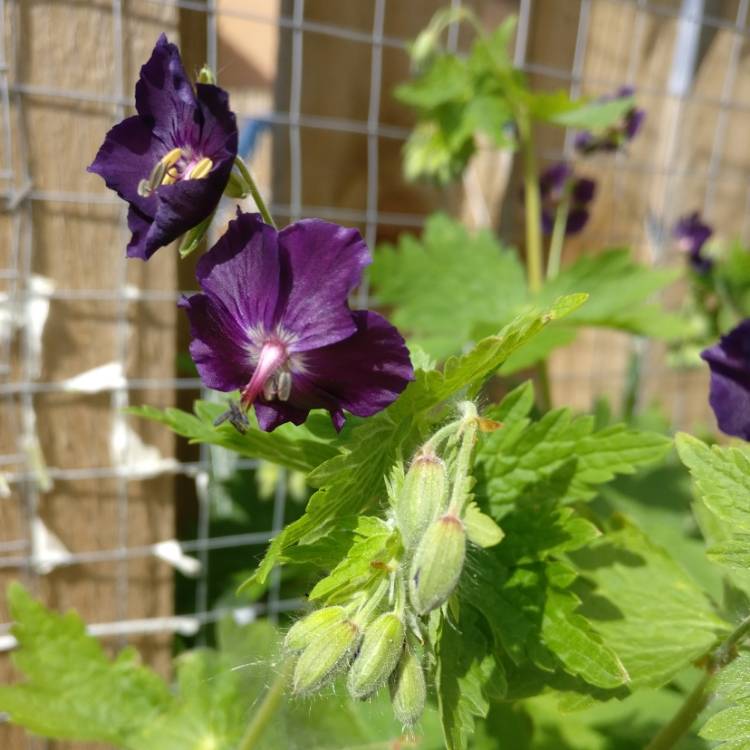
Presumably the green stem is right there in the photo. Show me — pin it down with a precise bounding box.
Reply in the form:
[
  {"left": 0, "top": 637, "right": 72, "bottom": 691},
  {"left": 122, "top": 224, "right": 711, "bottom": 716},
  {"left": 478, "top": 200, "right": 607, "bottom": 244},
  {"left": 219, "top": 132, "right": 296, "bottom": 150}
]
[
  {"left": 235, "top": 157, "right": 277, "bottom": 229},
  {"left": 519, "top": 117, "right": 543, "bottom": 295},
  {"left": 645, "top": 614, "right": 750, "bottom": 750},
  {"left": 238, "top": 659, "right": 291, "bottom": 750},
  {"left": 447, "top": 402, "right": 478, "bottom": 516},
  {"left": 421, "top": 420, "right": 462, "bottom": 456},
  {"left": 546, "top": 195, "right": 570, "bottom": 280}
]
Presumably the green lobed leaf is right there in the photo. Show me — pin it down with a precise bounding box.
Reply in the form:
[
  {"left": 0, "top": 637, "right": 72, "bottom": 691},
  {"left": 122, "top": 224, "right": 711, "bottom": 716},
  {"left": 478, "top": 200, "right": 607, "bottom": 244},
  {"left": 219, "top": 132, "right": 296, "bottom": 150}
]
[
  {"left": 700, "top": 652, "right": 750, "bottom": 749},
  {"left": 245, "top": 296, "right": 584, "bottom": 588},
  {"left": 0, "top": 583, "right": 172, "bottom": 747},
  {"left": 570, "top": 518, "right": 726, "bottom": 689},
  {"left": 537, "top": 249, "right": 688, "bottom": 340},
  {"left": 531, "top": 92, "right": 635, "bottom": 129},
  {"left": 371, "top": 213, "right": 528, "bottom": 360},
  {"left": 127, "top": 402, "right": 340, "bottom": 474},
  {"left": 476, "top": 388, "right": 672, "bottom": 512},
  {"left": 436, "top": 605, "right": 505, "bottom": 750}
]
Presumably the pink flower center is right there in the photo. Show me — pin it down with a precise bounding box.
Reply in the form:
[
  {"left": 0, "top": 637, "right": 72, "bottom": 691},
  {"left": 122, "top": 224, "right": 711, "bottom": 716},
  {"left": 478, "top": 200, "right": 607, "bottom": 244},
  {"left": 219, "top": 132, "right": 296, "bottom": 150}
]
[{"left": 240, "top": 340, "right": 291, "bottom": 408}]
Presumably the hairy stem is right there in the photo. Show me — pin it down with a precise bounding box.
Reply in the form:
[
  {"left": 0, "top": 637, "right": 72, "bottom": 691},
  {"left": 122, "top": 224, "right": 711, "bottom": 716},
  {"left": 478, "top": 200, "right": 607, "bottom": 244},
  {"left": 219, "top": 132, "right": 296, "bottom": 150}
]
[
  {"left": 238, "top": 659, "right": 291, "bottom": 750},
  {"left": 235, "top": 157, "right": 277, "bottom": 229},
  {"left": 546, "top": 195, "right": 569, "bottom": 280},
  {"left": 645, "top": 614, "right": 750, "bottom": 750}
]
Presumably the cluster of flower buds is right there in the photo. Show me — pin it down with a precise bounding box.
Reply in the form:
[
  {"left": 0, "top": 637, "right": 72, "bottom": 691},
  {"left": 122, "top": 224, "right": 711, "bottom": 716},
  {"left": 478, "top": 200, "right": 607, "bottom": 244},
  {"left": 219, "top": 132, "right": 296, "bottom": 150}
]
[{"left": 284, "top": 402, "right": 502, "bottom": 727}]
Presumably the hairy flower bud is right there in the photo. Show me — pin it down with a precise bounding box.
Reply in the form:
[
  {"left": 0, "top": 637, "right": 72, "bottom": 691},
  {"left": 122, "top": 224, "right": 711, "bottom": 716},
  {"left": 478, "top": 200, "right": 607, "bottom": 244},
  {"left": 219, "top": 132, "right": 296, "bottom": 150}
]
[
  {"left": 284, "top": 605, "right": 346, "bottom": 653},
  {"left": 292, "top": 619, "right": 361, "bottom": 695},
  {"left": 390, "top": 647, "right": 426, "bottom": 727},
  {"left": 394, "top": 452, "right": 448, "bottom": 551},
  {"left": 409, "top": 513, "right": 466, "bottom": 614},
  {"left": 347, "top": 612, "right": 405, "bottom": 699}
]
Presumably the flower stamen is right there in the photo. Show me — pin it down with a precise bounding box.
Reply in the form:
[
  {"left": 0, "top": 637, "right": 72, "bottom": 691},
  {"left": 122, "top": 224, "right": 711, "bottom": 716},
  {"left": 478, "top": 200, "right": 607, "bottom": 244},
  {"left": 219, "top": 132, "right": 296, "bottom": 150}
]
[
  {"left": 240, "top": 340, "right": 288, "bottom": 409},
  {"left": 137, "top": 147, "right": 184, "bottom": 197},
  {"left": 186, "top": 157, "right": 213, "bottom": 180}
]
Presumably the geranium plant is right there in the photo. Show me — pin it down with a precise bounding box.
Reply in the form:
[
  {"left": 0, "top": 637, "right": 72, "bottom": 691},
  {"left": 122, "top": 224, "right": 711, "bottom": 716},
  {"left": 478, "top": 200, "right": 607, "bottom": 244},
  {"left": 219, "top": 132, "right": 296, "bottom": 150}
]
[{"left": 2, "top": 12, "right": 750, "bottom": 750}]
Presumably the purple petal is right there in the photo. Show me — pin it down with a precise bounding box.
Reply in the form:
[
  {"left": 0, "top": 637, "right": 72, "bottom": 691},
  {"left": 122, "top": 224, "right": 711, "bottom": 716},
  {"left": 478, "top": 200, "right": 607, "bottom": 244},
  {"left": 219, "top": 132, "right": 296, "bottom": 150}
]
[
  {"left": 702, "top": 320, "right": 750, "bottom": 440},
  {"left": 625, "top": 108, "right": 645, "bottom": 140},
  {"left": 540, "top": 162, "right": 572, "bottom": 199},
  {"left": 134, "top": 34, "right": 198, "bottom": 143},
  {"left": 277, "top": 220, "right": 369, "bottom": 351},
  {"left": 195, "top": 211, "right": 281, "bottom": 334},
  {"left": 254, "top": 401, "right": 312, "bottom": 431},
  {"left": 541, "top": 209, "right": 555, "bottom": 235},
  {"left": 566, "top": 207, "right": 590, "bottom": 234},
  {"left": 296, "top": 310, "right": 413, "bottom": 420},
  {"left": 573, "top": 178, "right": 596, "bottom": 205},
  {"left": 126, "top": 205, "right": 155, "bottom": 260},
  {"left": 87, "top": 116, "right": 161, "bottom": 214},
  {"left": 195, "top": 83, "right": 238, "bottom": 163},
  {"left": 674, "top": 211, "right": 712, "bottom": 255},
  {"left": 180, "top": 292, "right": 255, "bottom": 392}
]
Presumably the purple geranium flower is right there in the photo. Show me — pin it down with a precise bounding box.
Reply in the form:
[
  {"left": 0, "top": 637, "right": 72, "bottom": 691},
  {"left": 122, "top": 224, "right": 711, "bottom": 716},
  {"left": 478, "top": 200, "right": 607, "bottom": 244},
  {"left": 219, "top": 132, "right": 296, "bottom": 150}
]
[
  {"left": 539, "top": 162, "right": 596, "bottom": 235},
  {"left": 701, "top": 320, "right": 750, "bottom": 440},
  {"left": 574, "top": 86, "right": 645, "bottom": 155},
  {"left": 674, "top": 211, "right": 714, "bottom": 274},
  {"left": 180, "top": 211, "right": 414, "bottom": 432},
  {"left": 88, "top": 34, "right": 238, "bottom": 260}
]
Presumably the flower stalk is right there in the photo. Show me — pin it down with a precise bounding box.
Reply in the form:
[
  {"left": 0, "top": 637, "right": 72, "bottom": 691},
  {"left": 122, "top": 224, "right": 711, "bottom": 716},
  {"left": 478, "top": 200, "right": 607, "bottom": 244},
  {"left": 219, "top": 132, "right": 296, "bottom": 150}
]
[
  {"left": 238, "top": 658, "right": 292, "bottom": 750},
  {"left": 519, "top": 116, "right": 544, "bottom": 295},
  {"left": 546, "top": 194, "right": 570, "bottom": 280}
]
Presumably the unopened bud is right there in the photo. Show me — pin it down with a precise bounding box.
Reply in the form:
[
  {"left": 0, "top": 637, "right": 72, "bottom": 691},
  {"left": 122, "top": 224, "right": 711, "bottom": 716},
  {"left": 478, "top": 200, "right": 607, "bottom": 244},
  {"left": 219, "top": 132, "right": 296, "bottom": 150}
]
[
  {"left": 409, "top": 513, "right": 466, "bottom": 614},
  {"left": 394, "top": 452, "right": 448, "bottom": 550},
  {"left": 292, "top": 619, "right": 361, "bottom": 695},
  {"left": 390, "top": 648, "right": 426, "bottom": 727},
  {"left": 284, "top": 606, "right": 345, "bottom": 653},
  {"left": 347, "top": 612, "right": 405, "bottom": 699},
  {"left": 197, "top": 64, "right": 216, "bottom": 85}
]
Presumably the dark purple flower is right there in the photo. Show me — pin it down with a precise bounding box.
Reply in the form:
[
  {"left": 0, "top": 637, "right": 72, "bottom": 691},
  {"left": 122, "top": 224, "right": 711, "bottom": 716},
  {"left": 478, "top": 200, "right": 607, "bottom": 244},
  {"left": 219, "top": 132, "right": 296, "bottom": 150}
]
[
  {"left": 539, "top": 162, "right": 596, "bottom": 235},
  {"left": 701, "top": 320, "right": 750, "bottom": 440},
  {"left": 674, "top": 211, "right": 714, "bottom": 274},
  {"left": 88, "top": 34, "right": 238, "bottom": 260},
  {"left": 574, "top": 86, "right": 645, "bottom": 155},
  {"left": 180, "top": 211, "right": 414, "bottom": 432}
]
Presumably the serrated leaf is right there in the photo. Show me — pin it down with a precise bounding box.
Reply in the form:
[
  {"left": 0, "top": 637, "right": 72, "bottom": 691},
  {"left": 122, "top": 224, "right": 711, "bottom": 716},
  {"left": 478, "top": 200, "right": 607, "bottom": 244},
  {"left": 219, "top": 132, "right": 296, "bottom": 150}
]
[
  {"left": 541, "top": 586, "right": 629, "bottom": 690},
  {"left": 476, "top": 398, "right": 672, "bottom": 512},
  {"left": 571, "top": 519, "right": 726, "bottom": 688},
  {"left": 127, "top": 402, "right": 340, "bottom": 473},
  {"left": 371, "top": 214, "right": 528, "bottom": 359},
  {"left": 0, "top": 583, "right": 172, "bottom": 746},
  {"left": 246, "top": 298, "right": 582, "bottom": 587},
  {"left": 436, "top": 606, "right": 505, "bottom": 750},
  {"left": 700, "top": 653, "right": 750, "bottom": 749},
  {"left": 308, "top": 516, "right": 397, "bottom": 602},
  {"left": 532, "top": 92, "right": 634, "bottom": 129},
  {"left": 538, "top": 249, "right": 688, "bottom": 340}
]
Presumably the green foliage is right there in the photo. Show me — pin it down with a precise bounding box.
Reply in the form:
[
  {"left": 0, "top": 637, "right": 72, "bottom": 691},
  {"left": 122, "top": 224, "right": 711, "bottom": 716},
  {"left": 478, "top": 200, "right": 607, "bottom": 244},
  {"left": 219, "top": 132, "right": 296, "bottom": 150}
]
[
  {"left": 700, "top": 652, "right": 750, "bottom": 749},
  {"left": 0, "top": 584, "right": 444, "bottom": 750},
  {"left": 371, "top": 213, "right": 527, "bottom": 360},
  {"left": 538, "top": 249, "right": 689, "bottom": 340},
  {"left": 0, "top": 583, "right": 171, "bottom": 747},
  {"left": 571, "top": 518, "right": 726, "bottom": 689},
  {"left": 397, "top": 14, "right": 633, "bottom": 184},
  {"left": 128, "top": 401, "right": 341, "bottom": 474},
  {"left": 371, "top": 217, "right": 686, "bottom": 364},
  {"left": 244, "top": 295, "right": 584, "bottom": 588},
  {"left": 475, "top": 382, "right": 673, "bottom": 513}
]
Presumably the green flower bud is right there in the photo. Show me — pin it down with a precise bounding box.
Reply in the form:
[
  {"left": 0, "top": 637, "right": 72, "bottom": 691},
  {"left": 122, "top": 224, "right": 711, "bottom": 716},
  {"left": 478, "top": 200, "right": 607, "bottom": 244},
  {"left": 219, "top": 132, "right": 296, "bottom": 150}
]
[
  {"left": 394, "top": 452, "right": 448, "bottom": 551},
  {"left": 347, "top": 612, "right": 405, "bottom": 699},
  {"left": 292, "top": 619, "right": 361, "bottom": 695},
  {"left": 284, "top": 605, "right": 346, "bottom": 653},
  {"left": 409, "top": 513, "right": 466, "bottom": 614},
  {"left": 390, "top": 647, "right": 426, "bottom": 727}
]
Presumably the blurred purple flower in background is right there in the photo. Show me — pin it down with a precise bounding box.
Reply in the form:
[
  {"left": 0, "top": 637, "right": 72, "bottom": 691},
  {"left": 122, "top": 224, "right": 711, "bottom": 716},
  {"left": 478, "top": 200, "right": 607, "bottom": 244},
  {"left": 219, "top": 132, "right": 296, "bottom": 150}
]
[
  {"left": 539, "top": 162, "right": 596, "bottom": 235},
  {"left": 574, "top": 86, "right": 645, "bottom": 155},
  {"left": 181, "top": 211, "right": 414, "bottom": 432},
  {"left": 701, "top": 320, "right": 750, "bottom": 440},
  {"left": 89, "top": 34, "right": 238, "bottom": 259},
  {"left": 674, "top": 211, "right": 714, "bottom": 274}
]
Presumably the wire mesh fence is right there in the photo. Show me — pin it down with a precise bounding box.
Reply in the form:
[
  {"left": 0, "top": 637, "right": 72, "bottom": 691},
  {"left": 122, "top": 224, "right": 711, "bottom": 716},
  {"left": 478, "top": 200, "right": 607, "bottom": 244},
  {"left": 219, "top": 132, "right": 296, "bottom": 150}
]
[{"left": 1, "top": 0, "right": 748, "bottom": 746}]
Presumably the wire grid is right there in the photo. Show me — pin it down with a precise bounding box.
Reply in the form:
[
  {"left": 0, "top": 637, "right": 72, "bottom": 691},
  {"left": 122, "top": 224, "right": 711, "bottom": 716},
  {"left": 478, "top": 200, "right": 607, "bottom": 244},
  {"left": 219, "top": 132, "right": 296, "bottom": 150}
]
[{"left": 0, "top": 0, "right": 747, "bottom": 732}]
